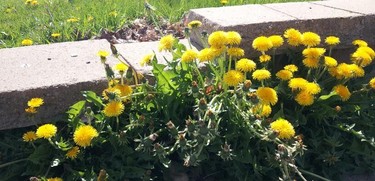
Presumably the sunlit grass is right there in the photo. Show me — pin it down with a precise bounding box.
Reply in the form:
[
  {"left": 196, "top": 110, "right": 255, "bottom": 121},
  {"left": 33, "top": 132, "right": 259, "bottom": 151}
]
[{"left": 0, "top": 0, "right": 307, "bottom": 48}]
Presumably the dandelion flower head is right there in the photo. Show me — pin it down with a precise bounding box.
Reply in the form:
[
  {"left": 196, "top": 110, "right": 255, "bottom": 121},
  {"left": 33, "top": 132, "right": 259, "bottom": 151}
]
[
  {"left": 301, "top": 32, "right": 321, "bottom": 47},
  {"left": 284, "top": 28, "right": 302, "bottom": 46},
  {"left": 226, "top": 31, "right": 242, "bottom": 45},
  {"left": 227, "top": 47, "right": 244, "bottom": 58},
  {"left": 198, "top": 48, "right": 216, "bottom": 62},
  {"left": 302, "top": 58, "right": 320, "bottom": 69},
  {"left": 259, "top": 54, "right": 271, "bottom": 63},
  {"left": 36, "top": 124, "right": 57, "bottom": 139},
  {"left": 236, "top": 58, "right": 256, "bottom": 72},
  {"left": 369, "top": 77, "right": 375, "bottom": 89},
  {"left": 188, "top": 20, "right": 202, "bottom": 29},
  {"left": 114, "top": 84, "right": 133, "bottom": 97},
  {"left": 223, "top": 70, "right": 244, "bottom": 87},
  {"left": 181, "top": 49, "right": 198, "bottom": 63},
  {"left": 352, "top": 39, "right": 368, "bottom": 47},
  {"left": 252, "top": 36, "right": 273, "bottom": 52},
  {"left": 333, "top": 84, "right": 351, "bottom": 101},
  {"left": 276, "top": 70, "right": 293, "bottom": 81},
  {"left": 103, "top": 101, "right": 124, "bottom": 117},
  {"left": 288, "top": 78, "right": 308, "bottom": 90},
  {"left": 295, "top": 90, "right": 315, "bottom": 106},
  {"left": 23, "top": 131, "right": 38, "bottom": 142},
  {"left": 304, "top": 82, "right": 321, "bottom": 95},
  {"left": 47, "top": 178, "right": 63, "bottom": 181},
  {"left": 97, "top": 50, "right": 109, "bottom": 59},
  {"left": 208, "top": 31, "right": 227, "bottom": 48},
  {"left": 325, "top": 36, "right": 340, "bottom": 46},
  {"left": 324, "top": 56, "right": 338, "bottom": 67},
  {"left": 159, "top": 34, "right": 175, "bottom": 51},
  {"left": 140, "top": 53, "right": 154, "bottom": 67},
  {"left": 284, "top": 64, "right": 298, "bottom": 72},
  {"left": 73, "top": 125, "right": 99, "bottom": 147},
  {"left": 256, "top": 87, "right": 278, "bottom": 105},
  {"left": 253, "top": 104, "right": 272, "bottom": 117},
  {"left": 21, "top": 39, "right": 33, "bottom": 46},
  {"left": 113, "top": 63, "right": 128, "bottom": 73},
  {"left": 28, "top": 98, "right": 44, "bottom": 108},
  {"left": 302, "top": 48, "right": 326, "bottom": 59},
  {"left": 51, "top": 33, "right": 61, "bottom": 38},
  {"left": 252, "top": 69, "right": 271, "bottom": 81},
  {"left": 270, "top": 118, "right": 295, "bottom": 139},
  {"left": 268, "top": 35, "right": 284, "bottom": 48},
  {"left": 66, "top": 146, "right": 80, "bottom": 159}
]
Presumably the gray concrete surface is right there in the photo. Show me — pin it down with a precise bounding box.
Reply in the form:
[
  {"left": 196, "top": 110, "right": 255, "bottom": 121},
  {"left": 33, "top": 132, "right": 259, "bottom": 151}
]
[
  {"left": 186, "top": 0, "right": 375, "bottom": 59},
  {"left": 0, "top": 39, "right": 188, "bottom": 130}
]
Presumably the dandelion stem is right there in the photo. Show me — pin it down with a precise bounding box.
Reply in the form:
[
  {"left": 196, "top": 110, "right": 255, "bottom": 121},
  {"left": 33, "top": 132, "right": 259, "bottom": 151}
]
[
  {"left": 299, "top": 169, "right": 331, "bottom": 181},
  {"left": 0, "top": 158, "right": 28, "bottom": 169}
]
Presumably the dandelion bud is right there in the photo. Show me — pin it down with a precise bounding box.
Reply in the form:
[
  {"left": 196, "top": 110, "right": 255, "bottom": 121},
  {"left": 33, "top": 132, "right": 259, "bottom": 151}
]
[
  {"left": 248, "top": 92, "right": 259, "bottom": 104},
  {"left": 201, "top": 31, "right": 208, "bottom": 38},
  {"left": 243, "top": 80, "right": 252, "bottom": 91},
  {"left": 199, "top": 98, "right": 207, "bottom": 111},
  {"left": 166, "top": 121, "right": 175, "bottom": 129},
  {"left": 206, "top": 110, "right": 215, "bottom": 120},
  {"left": 147, "top": 94, "right": 154, "bottom": 100},
  {"left": 139, "top": 115, "right": 145, "bottom": 122},
  {"left": 186, "top": 119, "right": 195, "bottom": 133},
  {"left": 178, "top": 133, "right": 187, "bottom": 146},
  {"left": 148, "top": 133, "right": 158, "bottom": 142},
  {"left": 184, "top": 27, "right": 190, "bottom": 36},
  {"left": 97, "top": 169, "right": 107, "bottom": 181},
  {"left": 216, "top": 83, "right": 223, "bottom": 93},
  {"left": 205, "top": 85, "right": 214, "bottom": 95},
  {"left": 126, "top": 69, "right": 133, "bottom": 79},
  {"left": 335, "top": 106, "right": 341, "bottom": 112}
]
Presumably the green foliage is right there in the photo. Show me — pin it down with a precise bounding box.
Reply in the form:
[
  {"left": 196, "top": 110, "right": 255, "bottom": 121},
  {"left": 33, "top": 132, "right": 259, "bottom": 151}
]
[
  {"left": 0, "top": 0, "right": 308, "bottom": 48},
  {"left": 1, "top": 24, "right": 375, "bottom": 181}
]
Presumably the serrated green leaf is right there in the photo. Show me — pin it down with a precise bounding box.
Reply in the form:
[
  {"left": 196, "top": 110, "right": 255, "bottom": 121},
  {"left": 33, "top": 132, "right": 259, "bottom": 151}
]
[{"left": 82, "top": 91, "right": 103, "bottom": 107}]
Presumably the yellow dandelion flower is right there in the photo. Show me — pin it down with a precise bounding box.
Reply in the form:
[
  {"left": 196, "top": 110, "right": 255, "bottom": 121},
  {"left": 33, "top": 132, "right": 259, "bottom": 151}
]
[
  {"left": 369, "top": 77, "right": 375, "bottom": 89},
  {"left": 325, "top": 36, "right": 340, "bottom": 46},
  {"left": 114, "top": 84, "right": 133, "bottom": 97},
  {"left": 268, "top": 35, "right": 284, "bottom": 48},
  {"left": 97, "top": 50, "right": 109, "bottom": 59},
  {"left": 109, "top": 11, "right": 118, "bottom": 17},
  {"left": 208, "top": 31, "right": 227, "bottom": 48},
  {"left": 140, "top": 53, "right": 154, "bottom": 66},
  {"left": 256, "top": 87, "right": 278, "bottom": 105},
  {"left": 252, "top": 69, "right": 271, "bottom": 81},
  {"left": 227, "top": 47, "right": 244, "bottom": 58},
  {"left": 159, "top": 34, "right": 175, "bottom": 51},
  {"left": 348, "top": 64, "right": 365, "bottom": 78},
  {"left": 303, "top": 82, "right": 321, "bottom": 95},
  {"left": 284, "top": 64, "right": 298, "bottom": 72},
  {"left": 253, "top": 103, "right": 272, "bottom": 117},
  {"left": 284, "top": 28, "right": 302, "bottom": 46},
  {"left": 333, "top": 84, "right": 351, "bottom": 101},
  {"left": 288, "top": 78, "right": 308, "bottom": 90},
  {"left": 352, "top": 39, "right": 368, "bottom": 47},
  {"left": 210, "top": 46, "right": 226, "bottom": 57},
  {"left": 220, "top": 0, "right": 229, "bottom": 5},
  {"left": 223, "top": 70, "right": 244, "bottom": 87},
  {"left": 236, "top": 58, "right": 256, "bottom": 72},
  {"left": 21, "top": 39, "right": 33, "bottom": 46},
  {"left": 47, "top": 178, "right": 63, "bottom": 181},
  {"left": 259, "top": 54, "right": 271, "bottom": 63},
  {"left": 102, "top": 87, "right": 121, "bottom": 100},
  {"left": 252, "top": 36, "right": 273, "bottom": 52},
  {"left": 328, "top": 67, "right": 341, "bottom": 79},
  {"left": 73, "top": 125, "right": 99, "bottom": 147},
  {"left": 25, "top": 107, "right": 37, "bottom": 114},
  {"left": 270, "top": 118, "right": 295, "bottom": 139},
  {"left": 198, "top": 48, "right": 216, "bottom": 62},
  {"left": 27, "top": 98, "right": 44, "bottom": 108},
  {"left": 113, "top": 63, "right": 128, "bottom": 73},
  {"left": 181, "top": 49, "right": 198, "bottom": 63},
  {"left": 295, "top": 90, "right": 314, "bottom": 106},
  {"left": 67, "top": 17, "right": 79, "bottom": 23},
  {"left": 302, "top": 48, "right": 326, "bottom": 59},
  {"left": 31, "top": 0, "right": 38, "bottom": 6},
  {"left": 103, "top": 101, "right": 124, "bottom": 117},
  {"left": 36, "top": 124, "right": 57, "bottom": 139},
  {"left": 302, "top": 58, "right": 320, "bottom": 69},
  {"left": 66, "top": 146, "right": 80, "bottom": 159},
  {"left": 324, "top": 56, "right": 338, "bottom": 67},
  {"left": 51, "top": 33, "right": 61, "bottom": 38},
  {"left": 187, "top": 20, "right": 202, "bottom": 29},
  {"left": 23, "top": 131, "right": 38, "bottom": 142},
  {"left": 351, "top": 49, "right": 373, "bottom": 67},
  {"left": 276, "top": 70, "right": 293, "bottom": 81},
  {"left": 25, "top": 0, "right": 32, "bottom": 4},
  {"left": 358, "top": 47, "right": 375, "bottom": 59},
  {"left": 301, "top": 32, "right": 321, "bottom": 47},
  {"left": 226, "top": 31, "right": 242, "bottom": 45}
]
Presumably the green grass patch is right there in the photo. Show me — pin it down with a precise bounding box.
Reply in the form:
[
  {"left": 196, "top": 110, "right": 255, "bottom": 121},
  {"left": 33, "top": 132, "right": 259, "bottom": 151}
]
[{"left": 0, "top": 0, "right": 306, "bottom": 48}]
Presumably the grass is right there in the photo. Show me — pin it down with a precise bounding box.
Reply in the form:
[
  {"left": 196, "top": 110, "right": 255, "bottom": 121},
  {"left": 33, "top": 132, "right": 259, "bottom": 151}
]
[{"left": 0, "top": 0, "right": 306, "bottom": 48}]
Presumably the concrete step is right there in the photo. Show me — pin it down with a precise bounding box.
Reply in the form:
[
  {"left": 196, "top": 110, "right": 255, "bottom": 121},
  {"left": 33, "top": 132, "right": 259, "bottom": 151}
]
[
  {"left": 186, "top": 0, "right": 375, "bottom": 58},
  {"left": 0, "top": 39, "right": 189, "bottom": 130}
]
